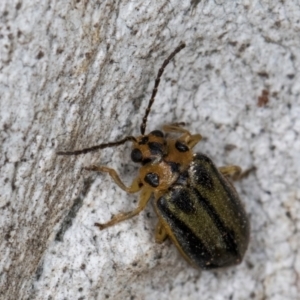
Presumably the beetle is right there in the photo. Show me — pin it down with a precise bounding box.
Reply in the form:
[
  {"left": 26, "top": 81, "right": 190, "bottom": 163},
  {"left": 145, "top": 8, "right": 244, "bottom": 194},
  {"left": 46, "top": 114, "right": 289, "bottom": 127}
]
[{"left": 57, "top": 43, "right": 250, "bottom": 269}]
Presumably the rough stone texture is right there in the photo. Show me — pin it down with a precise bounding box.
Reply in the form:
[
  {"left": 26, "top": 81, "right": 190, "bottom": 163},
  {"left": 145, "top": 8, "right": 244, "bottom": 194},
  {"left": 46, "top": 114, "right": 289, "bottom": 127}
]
[{"left": 0, "top": 1, "right": 299, "bottom": 299}]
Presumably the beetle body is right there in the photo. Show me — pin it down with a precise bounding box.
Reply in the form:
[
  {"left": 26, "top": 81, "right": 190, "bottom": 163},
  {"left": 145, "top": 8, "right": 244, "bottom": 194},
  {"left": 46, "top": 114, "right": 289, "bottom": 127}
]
[
  {"left": 155, "top": 153, "right": 249, "bottom": 269},
  {"left": 57, "top": 43, "right": 250, "bottom": 269},
  {"left": 128, "top": 127, "right": 249, "bottom": 269}
]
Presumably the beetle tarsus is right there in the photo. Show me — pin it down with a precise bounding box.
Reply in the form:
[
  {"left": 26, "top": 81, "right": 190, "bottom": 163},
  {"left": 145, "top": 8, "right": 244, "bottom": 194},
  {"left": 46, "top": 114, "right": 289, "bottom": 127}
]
[{"left": 94, "top": 222, "right": 105, "bottom": 230}]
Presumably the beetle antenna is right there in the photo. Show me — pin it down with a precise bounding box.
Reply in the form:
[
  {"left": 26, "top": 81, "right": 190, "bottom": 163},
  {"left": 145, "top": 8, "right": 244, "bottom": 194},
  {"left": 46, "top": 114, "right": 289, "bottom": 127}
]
[
  {"left": 57, "top": 136, "right": 137, "bottom": 156},
  {"left": 140, "top": 42, "right": 186, "bottom": 135}
]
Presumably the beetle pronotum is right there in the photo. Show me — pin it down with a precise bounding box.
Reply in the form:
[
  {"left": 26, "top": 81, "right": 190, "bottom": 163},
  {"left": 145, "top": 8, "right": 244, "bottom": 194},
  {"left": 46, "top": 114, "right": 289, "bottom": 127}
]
[{"left": 57, "top": 43, "right": 249, "bottom": 269}]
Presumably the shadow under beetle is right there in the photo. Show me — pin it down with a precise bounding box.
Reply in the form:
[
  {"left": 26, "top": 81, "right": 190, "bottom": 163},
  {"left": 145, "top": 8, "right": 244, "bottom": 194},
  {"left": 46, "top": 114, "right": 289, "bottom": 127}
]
[{"left": 57, "top": 43, "right": 250, "bottom": 270}]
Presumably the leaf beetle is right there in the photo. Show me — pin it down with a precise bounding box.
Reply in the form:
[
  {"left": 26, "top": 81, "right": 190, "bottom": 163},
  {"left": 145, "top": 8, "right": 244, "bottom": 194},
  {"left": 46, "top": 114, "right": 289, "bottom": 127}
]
[{"left": 57, "top": 43, "right": 250, "bottom": 269}]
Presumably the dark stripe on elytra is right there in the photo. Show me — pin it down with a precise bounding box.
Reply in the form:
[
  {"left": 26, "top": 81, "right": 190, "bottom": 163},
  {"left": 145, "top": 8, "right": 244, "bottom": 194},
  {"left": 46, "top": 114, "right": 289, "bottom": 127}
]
[
  {"left": 157, "top": 197, "right": 219, "bottom": 269},
  {"left": 213, "top": 168, "right": 250, "bottom": 238},
  {"left": 169, "top": 186, "right": 195, "bottom": 214},
  {"left": 195, "top": 153, "right": 248, "bottom": 225},
  {"left": 215, "top": 166, "right": 247, "bottom": 213},
  {"left": 192, "top": 187, "right": 239, "bottom": 256},
  {"left": 192, "top": 162, "right": 214, "bottom": 190}
]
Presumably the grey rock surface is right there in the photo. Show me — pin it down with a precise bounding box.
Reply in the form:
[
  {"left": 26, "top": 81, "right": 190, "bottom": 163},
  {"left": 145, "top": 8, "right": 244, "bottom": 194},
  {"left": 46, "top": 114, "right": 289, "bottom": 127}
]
[{"left": 0, "top": 1, "right": 299, "bottom": 299}]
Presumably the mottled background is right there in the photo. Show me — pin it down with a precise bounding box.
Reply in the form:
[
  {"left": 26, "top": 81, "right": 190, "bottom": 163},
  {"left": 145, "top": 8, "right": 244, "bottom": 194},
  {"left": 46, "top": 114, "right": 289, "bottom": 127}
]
[{"left": 0, "top": 1, "right": 299, "bottom": 299}]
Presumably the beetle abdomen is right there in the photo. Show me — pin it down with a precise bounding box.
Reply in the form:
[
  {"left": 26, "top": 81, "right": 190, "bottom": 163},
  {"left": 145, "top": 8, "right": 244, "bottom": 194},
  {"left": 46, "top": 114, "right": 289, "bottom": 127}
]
[{"left": 156, "top": 153, "right": 250, "bottom": 269}]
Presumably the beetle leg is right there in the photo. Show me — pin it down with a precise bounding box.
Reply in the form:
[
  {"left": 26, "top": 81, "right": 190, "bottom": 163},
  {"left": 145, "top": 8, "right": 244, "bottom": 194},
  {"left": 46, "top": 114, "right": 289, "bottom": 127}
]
[
  {"left": 185, "top": 134, "right": 202, "bottom": 149},
  {"left": 178, "top": 132, "right": 202, "bottom": 149},
  {"left": 162, "top": 124, "right": 189, "bottom": 134},
  {"left": 163, "top": 124, "right": 202, "bottom": 149},
  {"left": 95, "top": 187, "right": 152, "bottom": 230},
  {"left": 84, "top": 165, "right": 142, "bottom": 193},
  {"left": 220, "top": 165, "right": 256, "bottom": 181},
  {"left": 219, "top": 165, "right": 242, "bottom": 180},
  {"left": 155, "top": 220, "right": 168, "bottom": 243}
]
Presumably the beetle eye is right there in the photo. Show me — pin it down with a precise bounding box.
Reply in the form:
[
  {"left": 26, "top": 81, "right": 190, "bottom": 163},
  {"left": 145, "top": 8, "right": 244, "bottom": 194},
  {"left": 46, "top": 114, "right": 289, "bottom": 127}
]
[
  {"left": 131, "top": 148, "right": 143, "bottom": 163},
  {"left": 150, "top": 130, "right": 164, "bottom": 138}
]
